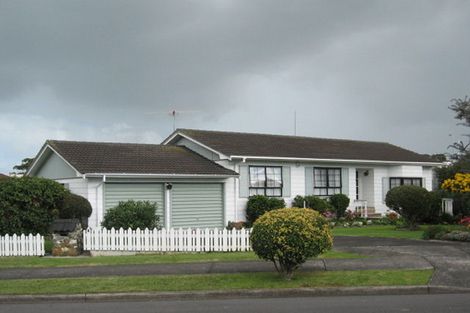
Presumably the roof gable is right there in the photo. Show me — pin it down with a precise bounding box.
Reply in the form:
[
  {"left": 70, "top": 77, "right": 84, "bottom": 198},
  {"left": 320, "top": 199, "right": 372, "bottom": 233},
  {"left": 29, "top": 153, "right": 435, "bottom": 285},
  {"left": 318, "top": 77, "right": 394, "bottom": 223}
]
[{"left": 169, "top": 129, "right": 436, "bottom": 164}]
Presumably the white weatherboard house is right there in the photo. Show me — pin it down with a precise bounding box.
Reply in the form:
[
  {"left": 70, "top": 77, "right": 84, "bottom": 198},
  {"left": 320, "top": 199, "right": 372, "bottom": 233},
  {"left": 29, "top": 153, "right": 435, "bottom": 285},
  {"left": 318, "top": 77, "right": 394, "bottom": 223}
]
[{"left": 27, "top": 129, "right": 440, "bottom": 228}]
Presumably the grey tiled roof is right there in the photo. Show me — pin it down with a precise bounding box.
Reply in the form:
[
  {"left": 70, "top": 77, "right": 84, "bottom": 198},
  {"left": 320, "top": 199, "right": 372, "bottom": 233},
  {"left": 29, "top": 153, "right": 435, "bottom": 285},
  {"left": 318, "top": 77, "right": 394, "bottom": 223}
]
[
  {"left": 172, "top": 129, "right": 435, "bottom": 163},
  {"left": 47, "top": 140, "right": 238, "bottom": 176}
]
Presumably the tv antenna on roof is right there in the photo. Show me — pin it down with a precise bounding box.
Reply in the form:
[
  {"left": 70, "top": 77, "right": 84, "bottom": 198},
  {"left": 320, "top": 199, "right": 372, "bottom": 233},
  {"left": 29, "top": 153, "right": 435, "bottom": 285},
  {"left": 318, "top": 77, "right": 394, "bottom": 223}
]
[{"left": 145, "top": 108, "right": 200, "bottom": 131}]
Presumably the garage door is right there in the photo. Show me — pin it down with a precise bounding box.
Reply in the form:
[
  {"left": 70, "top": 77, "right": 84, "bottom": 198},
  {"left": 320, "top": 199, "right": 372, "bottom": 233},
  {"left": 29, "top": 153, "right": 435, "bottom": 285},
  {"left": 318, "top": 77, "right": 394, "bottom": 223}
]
[
  {"left": 104, "top": 183, "right": 165, "bottom": 221},
  {"left": 171, "top": 183, "right": 224, "bottom": 228}
]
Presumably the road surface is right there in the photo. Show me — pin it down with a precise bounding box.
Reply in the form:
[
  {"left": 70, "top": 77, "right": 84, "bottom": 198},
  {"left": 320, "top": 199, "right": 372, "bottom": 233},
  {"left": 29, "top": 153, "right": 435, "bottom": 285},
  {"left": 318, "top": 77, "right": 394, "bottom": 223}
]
[{"left": 2, "top": 293, "right": 470, "bottom": 313}]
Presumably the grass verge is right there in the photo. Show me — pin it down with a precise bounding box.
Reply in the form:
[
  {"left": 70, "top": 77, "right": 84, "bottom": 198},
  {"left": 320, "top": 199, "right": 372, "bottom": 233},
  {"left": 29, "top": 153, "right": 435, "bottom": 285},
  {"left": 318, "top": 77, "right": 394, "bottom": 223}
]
[
  {"left": 332, "top": 224, "right": 464, "bottom": 240},
  {"left": 0, "top": 250, "right": 363, "bottom": 269},
  {"left": 0, "top": 269, "right": 432, "bottom": 295}
]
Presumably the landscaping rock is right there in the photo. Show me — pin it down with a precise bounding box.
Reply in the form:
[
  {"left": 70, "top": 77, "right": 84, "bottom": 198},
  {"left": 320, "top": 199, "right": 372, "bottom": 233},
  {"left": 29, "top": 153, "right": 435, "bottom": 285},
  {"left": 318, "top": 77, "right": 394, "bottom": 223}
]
[{"left": 52, "top": 223, "right": 83, "bottom": 256}]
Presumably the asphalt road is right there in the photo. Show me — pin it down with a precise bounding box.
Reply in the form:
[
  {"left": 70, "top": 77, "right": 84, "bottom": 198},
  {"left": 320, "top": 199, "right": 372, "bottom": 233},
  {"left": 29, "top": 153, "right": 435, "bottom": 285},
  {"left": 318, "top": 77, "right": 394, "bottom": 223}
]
[{"left": 2, "top": 294, "right": 470, "bottom": 313}]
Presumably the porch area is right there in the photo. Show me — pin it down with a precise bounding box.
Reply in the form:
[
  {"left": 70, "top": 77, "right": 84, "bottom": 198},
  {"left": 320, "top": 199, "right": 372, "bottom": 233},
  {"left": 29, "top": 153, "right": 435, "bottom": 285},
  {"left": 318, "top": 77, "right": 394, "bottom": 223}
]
[{"left": 352, "top": 168, "right": 381, "bottom": 218}]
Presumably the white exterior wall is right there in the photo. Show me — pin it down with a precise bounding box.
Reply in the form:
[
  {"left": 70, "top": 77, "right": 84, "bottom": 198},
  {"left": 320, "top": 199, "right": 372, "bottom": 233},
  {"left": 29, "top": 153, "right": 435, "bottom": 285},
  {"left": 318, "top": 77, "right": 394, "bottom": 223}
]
[
  {"left": 373, "top": 167, "right": 388, "bottom": 213},
  {"left": 86, "top": 177, "right": 105, "bottom": 228},
  {"left": 213, "top": 160, "right": 436, "bottom": 221},
  {"left": 56, "top": 177, "right": 88, "bottom": 198}
]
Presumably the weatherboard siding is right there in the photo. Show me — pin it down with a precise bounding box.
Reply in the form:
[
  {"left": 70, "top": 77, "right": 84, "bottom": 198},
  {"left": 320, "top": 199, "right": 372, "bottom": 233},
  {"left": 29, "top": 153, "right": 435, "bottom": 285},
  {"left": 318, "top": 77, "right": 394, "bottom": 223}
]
[
  {"left": 36, "top": 152, "right": 77, "bottom": 179},
  {"left": 175, "top": 137, "right": 220, "bottom": 161}
]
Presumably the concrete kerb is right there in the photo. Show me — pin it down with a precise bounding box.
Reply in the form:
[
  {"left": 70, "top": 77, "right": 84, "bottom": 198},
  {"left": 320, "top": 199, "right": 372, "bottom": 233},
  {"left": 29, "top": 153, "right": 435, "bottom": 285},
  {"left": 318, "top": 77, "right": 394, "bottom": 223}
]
[{"left": 1, "top": 285, "right": 470, "bottom": 304}]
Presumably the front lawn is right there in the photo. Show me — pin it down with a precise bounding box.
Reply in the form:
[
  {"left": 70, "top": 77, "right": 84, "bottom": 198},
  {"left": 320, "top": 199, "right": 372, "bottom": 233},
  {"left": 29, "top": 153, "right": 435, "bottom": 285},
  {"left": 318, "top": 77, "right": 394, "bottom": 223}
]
[
  {"left": 0, "top": 250, "right": 363, "bottom": 269},
  {"left": 332, "top": 224, "right": 464, "bottom": 240},
  {"left": 0, "top": 269, "right": 432, "bottom": 295}
]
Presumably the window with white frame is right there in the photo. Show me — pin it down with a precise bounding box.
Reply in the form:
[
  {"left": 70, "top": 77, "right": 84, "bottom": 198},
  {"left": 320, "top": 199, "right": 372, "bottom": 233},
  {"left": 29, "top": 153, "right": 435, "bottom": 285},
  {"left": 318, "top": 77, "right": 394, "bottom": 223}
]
[
  {"left": 389, "top": 177, "right": 422, "bottom": 189},
  {"left": 314, "top": 167, "right": 341, "bottom": 196},
  {"left": 249, "top": 166, "right": 282, "bottom": 197}
]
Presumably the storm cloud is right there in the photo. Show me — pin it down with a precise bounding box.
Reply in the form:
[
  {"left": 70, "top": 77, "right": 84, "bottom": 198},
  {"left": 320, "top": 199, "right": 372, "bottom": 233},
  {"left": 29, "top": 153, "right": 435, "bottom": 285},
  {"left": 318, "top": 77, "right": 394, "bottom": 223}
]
[{"left": 1, "top": 0, "right": 469, "bottom": 173}]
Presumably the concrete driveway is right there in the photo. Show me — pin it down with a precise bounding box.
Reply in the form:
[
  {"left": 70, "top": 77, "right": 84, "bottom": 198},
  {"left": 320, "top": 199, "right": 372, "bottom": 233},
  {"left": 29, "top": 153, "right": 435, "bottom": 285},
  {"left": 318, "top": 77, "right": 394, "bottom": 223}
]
[{"left": 334, "top": 236, "right": 470, "bottom": 288}]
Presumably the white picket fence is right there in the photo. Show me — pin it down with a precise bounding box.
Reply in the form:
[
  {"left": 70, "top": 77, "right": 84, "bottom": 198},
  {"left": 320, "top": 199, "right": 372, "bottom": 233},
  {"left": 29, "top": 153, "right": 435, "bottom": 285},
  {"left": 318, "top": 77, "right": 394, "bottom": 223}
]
[
  {"left": 0, "top": 234, "right": 45, "bottom": 256},
  {"left": 83, "top": 228, "right": 252, "bottom": 252}
]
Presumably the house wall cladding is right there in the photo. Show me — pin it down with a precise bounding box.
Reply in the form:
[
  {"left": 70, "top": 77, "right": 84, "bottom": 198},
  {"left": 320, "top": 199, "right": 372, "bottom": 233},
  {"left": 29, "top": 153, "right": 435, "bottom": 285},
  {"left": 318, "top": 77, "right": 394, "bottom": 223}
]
[
  {"left": 171, "top": 183, "right": 224, "bottom": 228},
  {"left": 230, "top": 162, "right": 435, "bottom": 219},
  {"left": 104, "top": 183, "right": 165, "bottom": 220}
]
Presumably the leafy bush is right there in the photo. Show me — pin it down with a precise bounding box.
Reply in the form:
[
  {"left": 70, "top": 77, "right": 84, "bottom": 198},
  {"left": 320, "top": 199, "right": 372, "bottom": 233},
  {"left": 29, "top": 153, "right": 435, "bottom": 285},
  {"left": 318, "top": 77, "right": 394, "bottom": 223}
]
[
  {"left": 385, "top": 185, "right": 431, "bottom": 230},
  {"left": 329, "top": 194, "right": 350, "bottom": 218},
  {"left": 101, "top": 200, "right": 160, "bottom": 230},
  {"left": 44, "top": 239, "right": 54, "bottom": 254},
  {"left": 292, "top": 195, "right": 333, "bottom": 213},
  {"left": 250, "top": 208, "right": 332, "bottom": 280},
  {"left": 58, "top": 192, "right": 93, "bottom": 227},
  {"left": 245, "top": 195, "right": 285, "bottom": 226},
  {"left": 0, "top": 177, "right": 67, "bottom": 235},
  {"left": 422, "top": 225, "right": 450, "bottom": 240}
]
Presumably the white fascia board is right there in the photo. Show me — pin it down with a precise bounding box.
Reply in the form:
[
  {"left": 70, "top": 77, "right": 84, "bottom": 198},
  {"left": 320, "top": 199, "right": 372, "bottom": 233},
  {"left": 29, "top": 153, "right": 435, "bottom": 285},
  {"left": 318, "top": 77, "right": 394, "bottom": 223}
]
[
  {"left": 162, "top": 132, "right": 229, "bottom": 160},
  {"left": 26, "top": 144, "right": 82, "bottom": 176},
  {"left": 228, "top": 155, "right": 443, "bottom": 167},
  {"left": 84, "top": 173, "right": 238, "bottom": 178}
]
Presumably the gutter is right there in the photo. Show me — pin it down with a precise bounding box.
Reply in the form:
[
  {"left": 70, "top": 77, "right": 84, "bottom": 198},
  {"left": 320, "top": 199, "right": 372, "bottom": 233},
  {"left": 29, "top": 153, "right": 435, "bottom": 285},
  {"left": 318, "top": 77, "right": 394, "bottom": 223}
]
[
  {"left": 228, "top": 155, "right": 443, "bottom": 167},
  {"left": 83, "top": 173, "right": 238, "bottom": 179}
]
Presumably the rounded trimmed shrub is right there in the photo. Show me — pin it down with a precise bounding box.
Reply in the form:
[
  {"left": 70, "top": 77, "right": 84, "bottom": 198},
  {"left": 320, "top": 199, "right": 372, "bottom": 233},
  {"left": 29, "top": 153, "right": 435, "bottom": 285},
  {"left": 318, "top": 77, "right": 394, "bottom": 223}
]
[
  {"left": 250, "top": 208, "right": 333, "bottom": 279},
  {"left": 101, "top": 200, "right": 160, "bottom": 230},
  {"left": 59, "top": 192, "right": 93, "bottom": 227},
  {"left": 385, "top": 185, "right": 430, "bottom": 230},
  {"left": 329, "top": 194, "right": 350, "bottom": 218},
  {"left": 0, "top": 177, "right": 67, "bottom": 235},
  {"left": 245, "top": 195, "right": 285, "bottom": 226}
]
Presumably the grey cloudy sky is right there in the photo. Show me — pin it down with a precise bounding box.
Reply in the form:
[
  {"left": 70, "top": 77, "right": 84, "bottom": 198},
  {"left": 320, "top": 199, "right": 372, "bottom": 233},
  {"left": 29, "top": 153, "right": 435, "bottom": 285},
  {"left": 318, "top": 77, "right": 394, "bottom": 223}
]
[{"left": 1, "top": 0, "right": 469, "bottom": 173}]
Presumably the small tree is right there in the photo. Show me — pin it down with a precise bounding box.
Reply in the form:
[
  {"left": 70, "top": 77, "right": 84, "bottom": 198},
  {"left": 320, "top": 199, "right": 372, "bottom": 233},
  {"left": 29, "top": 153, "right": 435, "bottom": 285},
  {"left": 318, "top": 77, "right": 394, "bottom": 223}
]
[
  {"left": 101, "top": 200, "right": 160, "bottom": 230},
  {"left": 250, "top": 208, "right": 332, "bottom": 280},
  {"left": 245, "top": 195, "right": 285, "bottom": 226},
  {"left": 329, "top": 194, "right": 350, "bottom": 218},
  {"left": 385, "top": 185, "right": 430, "bottom": 230},
  {"left": 59, "top": 192, "right": 93, "bottom": 227},
  {"left": 0, "top": 177, "right": 66, "bottom": 235}
]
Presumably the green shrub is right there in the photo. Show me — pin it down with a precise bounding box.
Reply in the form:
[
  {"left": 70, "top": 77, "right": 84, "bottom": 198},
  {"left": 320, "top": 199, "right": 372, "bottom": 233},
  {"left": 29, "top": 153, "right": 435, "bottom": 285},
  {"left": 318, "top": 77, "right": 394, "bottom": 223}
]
[
  {"left": 0, "top": 177, "right": 67, "bottom": 235},
  {"left": 292, "top": 195, "right": 306, "bottom": 208},
  {"left": 59, "top": 192, "right": 93, "bottom": 227},
  {"left": 385, "top": 185, "right": 431, "bottom": 230},
  {"left": 250, "top": 208, "right": 333, "bottom": 280},
  {"left": 329, "top": 194, "right": 350, "bottom": 218},
  {"left": 422, "top": 225, "right": 450, "bottom": 240},
  {"left": 292, "top": 195, "right": 333, "bottom": 213},
  {"left": 101, "top": 200, "right": 160, "bottom": 230},
  {"left": 44, "top": 239, "right": 54, "bottom": 254},
  {"left": 245, "top": 195, "right": 285, "bottom": 226}
]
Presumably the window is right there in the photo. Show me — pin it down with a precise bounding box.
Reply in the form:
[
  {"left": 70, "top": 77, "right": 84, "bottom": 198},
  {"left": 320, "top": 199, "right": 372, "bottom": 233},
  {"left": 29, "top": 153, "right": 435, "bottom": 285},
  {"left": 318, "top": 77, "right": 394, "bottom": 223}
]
[
  {"left": 314, "top": 168, "right": 342, "bottom": 196},
  {"left": 389, "top": 177, "right": 422, "bottom": 189},
  {"left": 249, "top": 166, "right": 282, "bottom": 197}
]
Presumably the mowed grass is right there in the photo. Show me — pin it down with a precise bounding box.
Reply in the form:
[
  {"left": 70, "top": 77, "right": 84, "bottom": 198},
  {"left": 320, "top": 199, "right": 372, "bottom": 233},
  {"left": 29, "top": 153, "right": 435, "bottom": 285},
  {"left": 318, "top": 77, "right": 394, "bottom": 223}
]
[
  {"left": 332, "top": 225, "right": 425, "bottom": 239},
  {"left": 0, "top": 269, "right": 432, "bottom": 295},
  {"left": 0, "top": 250, "right": 363, "bottom": 269},
  {"left": 332, "top": 224, "right": 466, "bottom": 240}
]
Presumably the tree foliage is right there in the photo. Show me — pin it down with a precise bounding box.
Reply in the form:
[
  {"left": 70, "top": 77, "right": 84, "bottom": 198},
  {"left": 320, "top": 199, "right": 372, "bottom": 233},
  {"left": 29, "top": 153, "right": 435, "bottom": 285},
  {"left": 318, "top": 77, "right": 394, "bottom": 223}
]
[
  {"left": 59, "top": 192, "right": 93, "bottom": 227},
  {"left": 0, "top": 177, "right": 67, "bottom": 235},
  {"left": 251, "top": 208, "right": 332, "bottom": 280},
  {"left": 12, "top": 158, "right": 34, "bottom": 175},
  {"left": 385, "top": 185, "right": 431, "bottom": 230}
]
